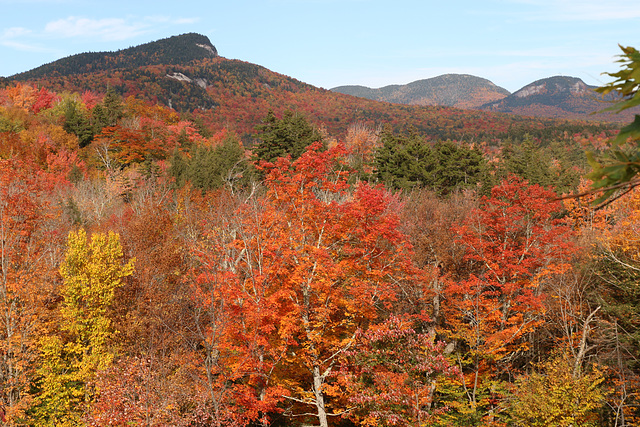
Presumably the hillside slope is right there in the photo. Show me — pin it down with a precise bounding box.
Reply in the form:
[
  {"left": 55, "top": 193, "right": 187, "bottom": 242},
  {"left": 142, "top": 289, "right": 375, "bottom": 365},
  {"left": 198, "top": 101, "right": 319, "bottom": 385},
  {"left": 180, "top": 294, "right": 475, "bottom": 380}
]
[
  {"left": 479, "top": 76, "right": 634, "bottom": 122},
  {"left": 9, "top": 33, "right": 217, "bottom": 81}
]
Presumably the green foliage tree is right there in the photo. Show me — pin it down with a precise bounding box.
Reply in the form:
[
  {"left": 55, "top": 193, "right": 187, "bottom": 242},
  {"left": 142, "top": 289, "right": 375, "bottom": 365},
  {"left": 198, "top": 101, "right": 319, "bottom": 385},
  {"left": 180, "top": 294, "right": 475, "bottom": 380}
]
[
  {"left": 374, "top": 129, "right": 487, "bottom": 194},
  {"left": 498, "top": 136, "right": 553, "bottom": 186},
  {"left": 31, "top": 229, "right": 134, "bottom": 426},
  {"left": 430, "top": 140, "right": 487, "bottom": 194},
  {"left": 588, "top": 45, "right": 640, "bottom": 205},
  {"left": 498, "top": 135, "right": 582, "bottom": 194},
  {"left": 92, "top": 88, "right": 124, "bottom": 131},
  {"left": 62, "top": 98, "right": 94, "bottom": 148},
  {"left": 169, "top": 133, "right": 249, "bottom": 191},
  {"left": 252, "top": 109, "right": 324, "bottom": 165},
  {"left": 374, "top": 129, "right": 434, "bottom": 191}
]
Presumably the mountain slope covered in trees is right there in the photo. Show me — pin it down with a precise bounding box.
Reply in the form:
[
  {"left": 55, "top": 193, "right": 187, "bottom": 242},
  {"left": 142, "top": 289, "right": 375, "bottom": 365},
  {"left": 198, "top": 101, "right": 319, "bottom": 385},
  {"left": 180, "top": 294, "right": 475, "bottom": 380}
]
[
  {"left": 479, "top": 75, "right": 636, "bottom": 122},
  {"left": 7, "top": 33, "right": 217, "bottom": 81},
  {"left": 332, "top": 74, "right": 510, "bottom": 109}
]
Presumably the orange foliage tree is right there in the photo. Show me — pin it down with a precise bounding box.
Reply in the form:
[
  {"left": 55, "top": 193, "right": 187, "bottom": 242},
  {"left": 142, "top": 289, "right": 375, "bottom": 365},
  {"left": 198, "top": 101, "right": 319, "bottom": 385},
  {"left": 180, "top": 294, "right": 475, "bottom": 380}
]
[
  {"left": 0, "top": 159, "right": 61, "bottom": 422},
  {"left": 190, "top": 143, "right": 421, "bottom": 426},
  {"left": 441, "top": 176, "right": 576, "bottom": 422}
]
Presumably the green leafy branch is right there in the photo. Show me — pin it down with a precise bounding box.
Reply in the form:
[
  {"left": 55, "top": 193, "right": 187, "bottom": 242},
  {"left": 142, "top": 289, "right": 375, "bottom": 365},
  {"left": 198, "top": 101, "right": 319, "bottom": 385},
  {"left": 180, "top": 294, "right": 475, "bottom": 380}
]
[{"left": 587, "top": 45, "right": 640, "bottom": 206}]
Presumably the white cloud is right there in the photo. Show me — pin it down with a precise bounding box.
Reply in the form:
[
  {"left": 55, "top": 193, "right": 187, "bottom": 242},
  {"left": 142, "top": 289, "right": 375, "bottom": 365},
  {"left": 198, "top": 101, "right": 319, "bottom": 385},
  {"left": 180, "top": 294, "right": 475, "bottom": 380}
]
[
  {"left": 44, "top": 17, "right": 148, "bottom": 41},
  {"left": 2, "top": 27, "right": 32, "bottom": 38},
  {"left": 42, "top": 15, "right": 200, "bottom": 42},
  {"left": 0, "top": 26, "right": 56, "bottom": 52}
]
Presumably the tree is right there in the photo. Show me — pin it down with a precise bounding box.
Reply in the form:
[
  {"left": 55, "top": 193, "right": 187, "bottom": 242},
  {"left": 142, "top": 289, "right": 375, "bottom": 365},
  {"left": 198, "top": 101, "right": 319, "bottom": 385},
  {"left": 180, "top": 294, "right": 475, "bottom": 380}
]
[
  {"left": 234, "top": 143, "right": 416, "bottom": 427},
  {"left": 498, "top": 136, "right": 553, "bottom": 187},
  {"left": 344, "top": 315, "right": 456, "bottom": 426},
  {"left": 0, "top": 159, "right": 56, "bottom": 423},
  {"left": 508, "top": 354, "right": 604, "bottom": 426},
  {"left": 441, "top": 176, "right": 576, "bottom": 422},
  {"left": 586, "top": 188, "right": 640, "bottom": 424},
  {"left": 169, "top": 133, "right": 249, "bottom": 191},
  {"left": 588, "top": 45, "right": 640, "bottom": 205},
  {"left": 374, "top": 129, "right": 434, "bottom": 191},
  {"left": 430, "top": 140, "right": 487, "bottom": 195},
  {"left": 374, "top": 129, "right": 487, "bottom": 194},
  {"left": 253, "top": 110, "right": 324, "bottom": 166},
  {"left": 92, "top": 88, "right": 124, "bottom": 131},
  {"left": 62, "top": 98, "right": 94, "bottom": 148},
  {"left": 31, "top": 229, "right": 134, "bottom": 426}
]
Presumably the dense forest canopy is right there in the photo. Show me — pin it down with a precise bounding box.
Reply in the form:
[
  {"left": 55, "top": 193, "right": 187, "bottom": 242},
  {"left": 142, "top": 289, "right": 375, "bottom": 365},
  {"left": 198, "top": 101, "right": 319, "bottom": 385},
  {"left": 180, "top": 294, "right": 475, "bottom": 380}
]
[{"left": 0, "top": 37, "right": 639, "bottom": 426}]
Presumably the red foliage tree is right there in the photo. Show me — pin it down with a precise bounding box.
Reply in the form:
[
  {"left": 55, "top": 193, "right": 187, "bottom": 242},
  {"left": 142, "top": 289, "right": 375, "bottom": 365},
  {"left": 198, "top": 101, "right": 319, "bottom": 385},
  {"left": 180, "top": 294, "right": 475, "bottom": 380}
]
[
  {"left": 228, "top": 143, "right": 416, "bottom": 426},
  {"left": 443, "top": 176, "right": 576, "bottom": 419}
]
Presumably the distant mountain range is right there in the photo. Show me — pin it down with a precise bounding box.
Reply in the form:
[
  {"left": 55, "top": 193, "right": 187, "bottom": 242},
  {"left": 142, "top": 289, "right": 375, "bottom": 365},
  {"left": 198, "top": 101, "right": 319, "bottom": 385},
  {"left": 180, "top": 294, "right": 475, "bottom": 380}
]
[
  {"left": 332, "top": 74, "right": 633, "bottom": 123},
  {"left": 332, "top": 75, "right": 510, "bottom": 109},
  {"left": 0, "top": 33, "right": 618, "bottom": 142}
]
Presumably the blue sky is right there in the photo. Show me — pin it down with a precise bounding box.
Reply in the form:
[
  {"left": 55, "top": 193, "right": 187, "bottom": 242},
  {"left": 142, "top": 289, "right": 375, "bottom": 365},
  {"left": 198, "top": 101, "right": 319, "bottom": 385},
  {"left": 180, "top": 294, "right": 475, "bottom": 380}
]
[{"left": 1, "top": 0, "right": 639, "bottom": 92}]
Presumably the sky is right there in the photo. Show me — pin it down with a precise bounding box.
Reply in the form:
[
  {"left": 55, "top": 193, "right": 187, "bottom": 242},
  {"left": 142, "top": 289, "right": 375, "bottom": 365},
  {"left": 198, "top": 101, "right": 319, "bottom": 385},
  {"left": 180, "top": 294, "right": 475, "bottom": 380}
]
[{"left": 1, "top": 0, "right": 639, "bottom": 93}]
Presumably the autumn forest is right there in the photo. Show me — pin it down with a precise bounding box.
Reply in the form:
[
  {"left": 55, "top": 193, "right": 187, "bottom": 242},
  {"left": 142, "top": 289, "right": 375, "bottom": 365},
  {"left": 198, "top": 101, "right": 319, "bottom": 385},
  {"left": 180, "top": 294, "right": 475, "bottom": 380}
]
[{"left": 0, "top": 34, "right": 639, "bottom": 427}]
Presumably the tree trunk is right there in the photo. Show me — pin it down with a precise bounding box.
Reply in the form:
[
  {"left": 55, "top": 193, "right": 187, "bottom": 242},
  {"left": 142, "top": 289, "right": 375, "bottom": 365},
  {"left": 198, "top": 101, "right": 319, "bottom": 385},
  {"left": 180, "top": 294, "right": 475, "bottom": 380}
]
[{"left": 312, "top": 363, "right": 329, "bottom": 427}]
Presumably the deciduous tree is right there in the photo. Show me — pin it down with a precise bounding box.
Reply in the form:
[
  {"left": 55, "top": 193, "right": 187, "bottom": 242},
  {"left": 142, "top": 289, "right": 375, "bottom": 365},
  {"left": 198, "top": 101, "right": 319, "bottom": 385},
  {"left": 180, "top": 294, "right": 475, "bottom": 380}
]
[{"left": 31, "top": 229, "right": 134, "bottom": 426}]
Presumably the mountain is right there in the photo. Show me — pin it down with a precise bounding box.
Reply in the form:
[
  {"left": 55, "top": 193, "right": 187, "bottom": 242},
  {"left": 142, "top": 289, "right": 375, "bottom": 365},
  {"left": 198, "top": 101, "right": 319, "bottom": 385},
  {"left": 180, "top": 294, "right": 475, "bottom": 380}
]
[
  {"left": 0, "top": 34, "right": 615, "bottom": 142},
  {"left": 8, "top": 33, "right": 218, "bottom": 81},
  {"left": 479, "top": 76, "right": 633, "bottom": 123},
  {"left": 331, "top": 74, "right": 510, "bottom": 109}
]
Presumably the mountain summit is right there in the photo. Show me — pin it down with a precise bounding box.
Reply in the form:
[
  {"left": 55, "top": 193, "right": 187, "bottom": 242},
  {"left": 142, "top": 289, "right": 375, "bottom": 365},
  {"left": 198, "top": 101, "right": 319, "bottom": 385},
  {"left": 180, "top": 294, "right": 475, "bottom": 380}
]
[
  {"left": 478, "top": 75, "right": 628, "bottom": 121},
  {"left": 10, "top": 33, "right": 218, "bottom": 81},
  {"left": 331, "top": 74, "right": 510, "bottom": 109}
]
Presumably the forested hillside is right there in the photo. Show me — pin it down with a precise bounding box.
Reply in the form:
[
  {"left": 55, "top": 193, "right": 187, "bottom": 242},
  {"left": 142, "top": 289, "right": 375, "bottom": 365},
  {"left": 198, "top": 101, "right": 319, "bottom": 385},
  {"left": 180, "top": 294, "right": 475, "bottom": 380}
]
[
  {"left": 0, "top": 78, "right": 638, "bottom": 426},
  {"left": 332, "top": 74, "right": 510, "bottom": 109},
  {"left": 7, "top": 33, "right": 217, "bottom": 81},
  {"left": 480, "top": 75, "right": 637, "bottom": 123},
  {"left": 0, "top": 33, "right": 639, "bottom": 426}
]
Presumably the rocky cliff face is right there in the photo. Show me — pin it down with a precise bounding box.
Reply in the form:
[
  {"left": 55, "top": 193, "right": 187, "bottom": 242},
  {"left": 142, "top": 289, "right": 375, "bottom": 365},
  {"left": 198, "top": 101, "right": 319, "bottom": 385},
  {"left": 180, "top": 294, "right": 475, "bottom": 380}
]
[{"left": 511, "top": 76, "right": 593, "bottom": 99}]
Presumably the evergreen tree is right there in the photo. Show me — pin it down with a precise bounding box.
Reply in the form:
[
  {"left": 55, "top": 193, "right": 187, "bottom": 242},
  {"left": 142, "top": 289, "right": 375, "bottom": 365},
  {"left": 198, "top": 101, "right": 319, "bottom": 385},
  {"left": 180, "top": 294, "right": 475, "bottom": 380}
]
[
  {"left": 92, "top": 88, "right": 124, "bottom": 131},
  {"left": 169, "top": 133, "right": 249, "bottom": 191},
  {"left": 498, "top": 136, "right": 553, "bottom": 187},
  {"left": 374, "top": 129, "right": 432, "bottom": 191},
  {"left": 374, "top": 130, "right": 487, "bottom": 194},
  {"left": 430, "top": 140, "right": 488, "bottom": 195},
  {"left": 252, "top": 110, "right": 324, "bottom": 166},
  {"left": 62, "top": 99, "right": 94, "bottom": 148}
]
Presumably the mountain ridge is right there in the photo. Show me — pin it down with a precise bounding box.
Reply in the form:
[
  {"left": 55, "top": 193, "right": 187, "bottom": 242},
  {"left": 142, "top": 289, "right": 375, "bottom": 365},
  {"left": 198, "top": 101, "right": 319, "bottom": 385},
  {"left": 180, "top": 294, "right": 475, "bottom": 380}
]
[
  {"left": 332, "top": 74, "right": 510, "bottom": 109},
  {"left": 477, "top": 75, "right": 632, "bottom": 122},
  {"left": 0, "top": 33, "right": 617, "bottom": 141},
  {"left": 8, "top": 33, "right": 217, "bottom": 81}
]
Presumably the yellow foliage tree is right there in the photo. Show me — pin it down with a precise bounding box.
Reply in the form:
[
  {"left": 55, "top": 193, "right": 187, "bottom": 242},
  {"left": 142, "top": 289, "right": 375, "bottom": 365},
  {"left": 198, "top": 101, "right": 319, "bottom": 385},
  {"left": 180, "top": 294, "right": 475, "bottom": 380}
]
[
  {"left": 508, "top": 354, "right": 604, "bottom": 427},
  {"left": 31, "top": 229, "right": 134, "bottom": 426}
]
